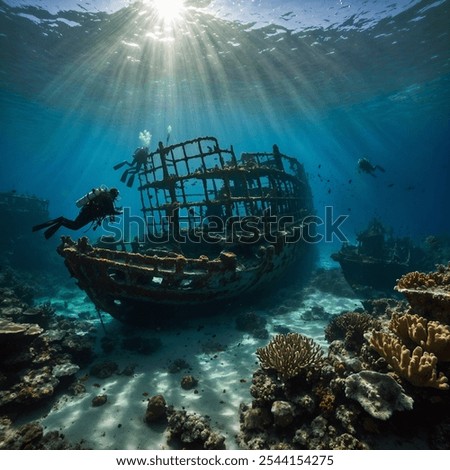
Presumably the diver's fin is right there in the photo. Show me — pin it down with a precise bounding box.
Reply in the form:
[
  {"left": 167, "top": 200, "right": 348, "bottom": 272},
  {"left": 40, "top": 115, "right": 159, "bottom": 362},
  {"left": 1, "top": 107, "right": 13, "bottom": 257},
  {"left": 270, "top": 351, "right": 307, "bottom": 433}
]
[
  {"left": 44, "top": 222, "right": 62, "bottom": 239},
  {"left": 127, "top": 174, "right": 136, "bottom": 187},
  {"left": 376, "top": 165, "right": 386, "bottom": 173},
  {"left": 113, "top": 161, "right": 127, "bottom": 171},
  {"left": 120, "top": 171, "right": 128, "bottom": 183},
  {"left": 32, "top": 218, "right": 60, "bottom": 232}
]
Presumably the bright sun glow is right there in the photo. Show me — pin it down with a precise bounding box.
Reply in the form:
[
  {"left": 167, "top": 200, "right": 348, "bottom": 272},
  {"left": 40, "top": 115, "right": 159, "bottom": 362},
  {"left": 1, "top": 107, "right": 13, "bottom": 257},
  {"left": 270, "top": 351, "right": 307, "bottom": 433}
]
[{"left": 152, "top": 0, "right": 186, "bottom": 23}]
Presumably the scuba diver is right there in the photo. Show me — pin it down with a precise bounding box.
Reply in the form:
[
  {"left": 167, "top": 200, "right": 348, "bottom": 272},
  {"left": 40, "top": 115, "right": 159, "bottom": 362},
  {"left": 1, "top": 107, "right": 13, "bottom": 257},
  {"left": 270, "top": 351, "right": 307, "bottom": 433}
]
[
  {"left": 113, "top": 146, "right": 149, "bottom": 187},
  {"left": 32, "top": 187, "right": 121, "bottom": 239},
  {"left": 357, "top": 157, "right": 386, "bottom": 177}
]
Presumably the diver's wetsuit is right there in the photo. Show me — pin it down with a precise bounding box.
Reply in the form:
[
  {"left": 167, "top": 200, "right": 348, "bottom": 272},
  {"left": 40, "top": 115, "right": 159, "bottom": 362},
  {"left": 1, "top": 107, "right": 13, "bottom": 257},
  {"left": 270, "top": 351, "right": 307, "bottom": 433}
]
[
  {"left": 32, "top": 192, "right": 121, "bottom": 239},
  {"left": 358, "top": 158, "right": 385, "bottom": 177},
  {"left": 113, "top": 147, "right": 149, "bottom": 187}
]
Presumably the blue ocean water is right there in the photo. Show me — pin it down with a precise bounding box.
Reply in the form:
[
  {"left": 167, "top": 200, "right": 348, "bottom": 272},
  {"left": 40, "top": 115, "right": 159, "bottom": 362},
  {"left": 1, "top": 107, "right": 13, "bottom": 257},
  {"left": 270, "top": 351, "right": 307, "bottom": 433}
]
[
  {"left": 1, "top": 0, "right": 449, "bottom": 251},
  {"left": 1, "top": 1, "right": 450, "bottom": 453}
]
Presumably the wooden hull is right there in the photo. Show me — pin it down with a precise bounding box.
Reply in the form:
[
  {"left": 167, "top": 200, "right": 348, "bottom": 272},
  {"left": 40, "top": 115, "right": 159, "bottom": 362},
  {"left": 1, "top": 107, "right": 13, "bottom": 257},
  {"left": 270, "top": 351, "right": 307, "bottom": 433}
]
[{"left": 58, "top": 232, "right": 311, "bottom": 324}]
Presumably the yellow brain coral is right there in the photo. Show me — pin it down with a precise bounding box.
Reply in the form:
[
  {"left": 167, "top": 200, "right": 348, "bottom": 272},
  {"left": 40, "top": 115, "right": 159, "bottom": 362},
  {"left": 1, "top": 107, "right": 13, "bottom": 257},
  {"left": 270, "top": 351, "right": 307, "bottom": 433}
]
[{"left": 256, "top": 333, "right": 324, "bottom": 381}]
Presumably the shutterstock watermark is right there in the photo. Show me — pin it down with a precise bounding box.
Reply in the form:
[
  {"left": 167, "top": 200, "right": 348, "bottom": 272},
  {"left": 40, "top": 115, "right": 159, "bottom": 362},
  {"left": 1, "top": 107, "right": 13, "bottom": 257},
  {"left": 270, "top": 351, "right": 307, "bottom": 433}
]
[{"left": 101, "top": 206, "right": 349, "bottom": 245}]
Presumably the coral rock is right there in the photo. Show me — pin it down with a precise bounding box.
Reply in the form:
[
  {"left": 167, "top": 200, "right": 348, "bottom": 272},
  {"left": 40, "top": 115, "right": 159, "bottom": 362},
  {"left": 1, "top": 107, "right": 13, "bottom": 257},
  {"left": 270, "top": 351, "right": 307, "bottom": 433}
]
[
  {"left": 325, "top": 312, "right": 380, "bottom": 352},
  {"left": 52, "top": 362, "right": 80, "bottom": 378},
  {"left": 0, "top": 319, "right": 43, "bottom": 347},
  {"left": 344, "top": 371, "right": 413, "bottom": 420},
  {"left": 271, "top": 400, "right": 294, "bottom": 427},
  {"left": 250, "top": 369, "right": 280, "bottom": 405},
  {"left": 144, "top": 394, "right": 167, "bottom": 423},
  {"left": 241, "top": 406, "right": 272, "bottom": 431},
  {"left": 92, "top": 394, "right": 107, "bottom": 407},
  {"left": 181, "top": 375, "right": 198, "bottom": 390},
  {"left": 167, "top": 409, "right": 226, "bottom": 449}
]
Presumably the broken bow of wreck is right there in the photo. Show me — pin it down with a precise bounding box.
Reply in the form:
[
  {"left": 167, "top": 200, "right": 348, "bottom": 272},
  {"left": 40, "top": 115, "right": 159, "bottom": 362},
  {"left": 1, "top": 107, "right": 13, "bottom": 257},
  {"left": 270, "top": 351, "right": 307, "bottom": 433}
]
[{"left": 57, "top": 136, "right": 314, "bottom": 322}]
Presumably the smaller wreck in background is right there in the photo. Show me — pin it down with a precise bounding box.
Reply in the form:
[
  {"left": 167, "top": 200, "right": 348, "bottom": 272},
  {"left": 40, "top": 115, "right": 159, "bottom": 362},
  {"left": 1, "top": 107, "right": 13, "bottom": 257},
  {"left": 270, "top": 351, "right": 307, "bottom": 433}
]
[
  {"left": 331, "top": 219, "right": 428, "bottom": 296},
  {"left": 0, "top": 191, "right": 51, "bottom": 269}
]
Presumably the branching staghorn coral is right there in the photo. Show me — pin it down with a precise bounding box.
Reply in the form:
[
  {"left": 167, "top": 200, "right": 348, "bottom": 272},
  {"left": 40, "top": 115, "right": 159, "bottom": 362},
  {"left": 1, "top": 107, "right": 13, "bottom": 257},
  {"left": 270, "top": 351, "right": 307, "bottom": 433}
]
[
  {"left": 256, "top": 333, "right": 324, "bottom": 381},
  {"left": 389, "top": 313, "right": 450, "bottom": 361},
  {"left": 369, "top": 331, "right": 449, "bottom": 390}
]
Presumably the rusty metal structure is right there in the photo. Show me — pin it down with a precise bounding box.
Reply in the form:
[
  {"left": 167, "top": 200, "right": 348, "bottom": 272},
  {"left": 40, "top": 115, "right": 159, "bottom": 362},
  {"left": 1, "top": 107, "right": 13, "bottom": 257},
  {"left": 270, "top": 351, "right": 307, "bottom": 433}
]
[{"left": 58, "top": 136, "right": 314, "bottom": 323}]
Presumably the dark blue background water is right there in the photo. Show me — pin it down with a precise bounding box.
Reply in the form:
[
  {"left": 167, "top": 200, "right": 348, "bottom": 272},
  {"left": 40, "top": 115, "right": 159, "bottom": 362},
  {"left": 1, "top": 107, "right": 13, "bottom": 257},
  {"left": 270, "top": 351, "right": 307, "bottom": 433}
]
[{"left": 1, "top": 0, "right": 449, "bottom": 257}]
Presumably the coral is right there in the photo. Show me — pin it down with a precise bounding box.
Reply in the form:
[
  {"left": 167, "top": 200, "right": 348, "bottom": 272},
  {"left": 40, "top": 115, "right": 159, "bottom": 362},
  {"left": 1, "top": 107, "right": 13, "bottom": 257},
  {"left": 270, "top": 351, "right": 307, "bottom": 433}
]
[
  {"left": 344, "top": 371, "right": 413, "bottom": 420},
  {"left": 395, "top": 264, "right": 450, "bottom": 322},
  {"left": 61, "top": 334, "right": 94, "bottom": 364},
  {"left": 250, "top": 369, "right": 281, "bottom": 405},
  {"left": 52, "top": 362, "right": 80, "bottom": 378},
  {"left": 314, "top": 385, "right": 336, "bottom": 415},
  {"left": 329, "top": 433, "right": 368, "bottom": 450},
  {"left": 0, "top": 280, "right": 95, "bottom": 418},
  {"left": 68, "top": 380, "right": 86, "bottom": 396},
  {"left": 271, "top": 400, "right": 294, "bottom": 427},
  {"left": 92, "top": 394, "right": 107, "bottom": 407},
  {"left": 0, "top": 319, "right": 43, "bottom": 347},
  {"left": 0, "top": 366, "right": 59, "bottom": 407},
  {"left": 334, "top": 404, "right": 358, "bottom": 434},
  {"left": 256, "top": 333, "right": 324, "bottom": 381},
  {"left": 0, "top": 421, "right": 88, "bottom": 449},
  {"left": 181, "top": 375, "right": 198, "bottom": 390},
  {"left": 292, "top": 416, "right": 368, "bottom": 450},
  {"left": 325, "top": 312, "right": 380, "bottom": 352},
  {"left": 396, "top": 264, "right": 450, "bottom": 290},
  {"left": 240, "top": 405, "right": 272, "bottom": 431},
  {"left": 389, "top": 312, "right": 450, "bottom": 361},
  {"left": 361, "top": 298, "right": 402, "bottom": 317},
  {"left": 292, "top": 416, "right": 330, "bottom": 448},
  {"left": 370, "top": 331, "right": 449, "bottom": 390},
  {"left": 166, "top": 409, "right": 226, "bottom": 449},
  {"left": 144, "top": 395, "right": 167, "bottom": 423}
]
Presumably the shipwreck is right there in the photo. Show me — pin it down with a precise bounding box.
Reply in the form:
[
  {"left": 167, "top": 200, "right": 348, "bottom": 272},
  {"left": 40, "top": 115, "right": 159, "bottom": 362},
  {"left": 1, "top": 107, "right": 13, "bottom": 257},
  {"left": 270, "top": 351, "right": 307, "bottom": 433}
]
[
  {"left": 58, "top": 136, "right": 314, "bottom": 323},
  {"left": 0, "top": 191, "right": 50, "bottom": 268},
  {"left": 331, "top": 219, "right": 425, "bottom": 295}
]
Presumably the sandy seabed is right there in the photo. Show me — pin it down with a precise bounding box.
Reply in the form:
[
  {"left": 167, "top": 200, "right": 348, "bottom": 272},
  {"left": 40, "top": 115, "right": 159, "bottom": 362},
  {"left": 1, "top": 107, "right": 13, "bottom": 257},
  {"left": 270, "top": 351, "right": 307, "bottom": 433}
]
[{"left": 24, "top": 279, "right": 360, "bottom": 450}]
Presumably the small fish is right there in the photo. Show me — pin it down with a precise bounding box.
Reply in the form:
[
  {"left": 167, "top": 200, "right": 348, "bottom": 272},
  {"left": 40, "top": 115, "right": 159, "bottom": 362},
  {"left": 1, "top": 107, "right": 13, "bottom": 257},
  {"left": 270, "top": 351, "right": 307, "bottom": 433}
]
[{"left": 348, "top": 179, "right": 352, "bottom": 184}]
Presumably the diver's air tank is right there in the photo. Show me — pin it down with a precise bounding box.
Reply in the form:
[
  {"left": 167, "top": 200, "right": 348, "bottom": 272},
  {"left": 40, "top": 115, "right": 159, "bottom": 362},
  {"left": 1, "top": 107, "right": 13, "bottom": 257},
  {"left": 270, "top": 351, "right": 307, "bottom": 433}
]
[{"left": 75, "top": 186, "right": 107, "bottom": 208}]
